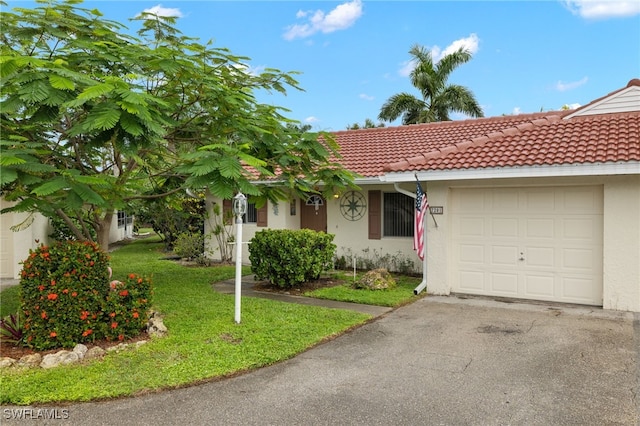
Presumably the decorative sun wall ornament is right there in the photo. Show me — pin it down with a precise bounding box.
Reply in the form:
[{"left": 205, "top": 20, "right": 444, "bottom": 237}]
[{"left": 339, "top": 191, "right": 366, "bottom": 221}]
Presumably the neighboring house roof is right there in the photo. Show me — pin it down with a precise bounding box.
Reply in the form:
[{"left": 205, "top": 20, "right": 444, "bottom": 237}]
[{"left": 331, "top": 79, "right": 640, "bottom": 180}]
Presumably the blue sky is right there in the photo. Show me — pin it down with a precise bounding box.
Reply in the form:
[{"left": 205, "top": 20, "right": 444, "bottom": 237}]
[{"left": 7, "top": 1, "right": 640, "bottom": 130}]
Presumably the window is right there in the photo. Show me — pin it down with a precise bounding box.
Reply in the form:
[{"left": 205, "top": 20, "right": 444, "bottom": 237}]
[
  {"left": 383, "top": 193, "right": 414, "bottom": 237},
  {"left": 223, "top": 198, "right": 267, "bottom": 227},
  {"left": 117, "top": 211, "right": 133, "bottom": 229},
  {"left": 244, "top": 201, "right": 257, "bottom": 224}
]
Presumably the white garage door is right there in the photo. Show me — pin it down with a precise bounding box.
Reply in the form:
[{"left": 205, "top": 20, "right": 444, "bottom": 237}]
[{"left": 452, "top": 186, "right": 603, "bottom": 305}]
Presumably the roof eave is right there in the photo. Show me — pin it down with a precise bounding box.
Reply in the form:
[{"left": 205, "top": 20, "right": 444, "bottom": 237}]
[{"left": 379, "top": 161, "right": 640, "bottom": 183}]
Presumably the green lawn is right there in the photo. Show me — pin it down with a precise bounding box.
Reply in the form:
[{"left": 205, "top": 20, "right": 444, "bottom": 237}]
[
  {"left": 0, "top": 236, "right": 371, "bottom": 405},
  {"left": 306, "top": 274, "right": 424, "bottom": 307}
]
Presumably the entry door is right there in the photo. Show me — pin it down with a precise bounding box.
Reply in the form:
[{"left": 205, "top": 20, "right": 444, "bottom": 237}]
[
  {"left": 300, "top": 195, "right": 327, "bottom": 232},
  {"left": 451, "top": 186, "right": 603, "bottom": 305}
]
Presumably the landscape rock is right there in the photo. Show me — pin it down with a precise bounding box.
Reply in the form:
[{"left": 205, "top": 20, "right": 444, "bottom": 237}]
[
  {"left": 41, "top": 350, "right": 80, "bottom": 369},
  {"left": 17, "top": 353, "right": 42, "bottom": 368},
  {"left": 0, "top": 357, "right": 16, "bottom": 368},
  {"left": 106, "top": 343, "right": 127, "bottom": 353},
  {"left": 84, "top": 346, "right": 106, "bottom": 360},
  {"left": 73, "top": 343, "right": 88, "bottom": 359},
  {"left": 353, "top": 268, "right": 396, "bottom": 290},
  {"left": 147, "top": 312, "right": 167, "bottom": 338}
]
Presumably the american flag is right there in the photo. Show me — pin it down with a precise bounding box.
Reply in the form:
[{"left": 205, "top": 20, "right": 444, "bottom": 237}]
[{"left": 414, "top": 180, "right": 428, "bottom": 261}]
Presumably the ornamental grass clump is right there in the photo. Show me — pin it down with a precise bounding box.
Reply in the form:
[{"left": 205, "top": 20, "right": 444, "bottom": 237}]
[{"left": 19, "top": 241, "right": 153, "bottom": 350}]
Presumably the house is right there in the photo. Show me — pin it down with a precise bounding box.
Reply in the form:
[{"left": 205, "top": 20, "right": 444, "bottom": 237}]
[
  {"left": 0, "top": 202, "right": 135, "bottom": 280},
  {"left": 205, "top": 79, "right": 640, "bottom": 312}
]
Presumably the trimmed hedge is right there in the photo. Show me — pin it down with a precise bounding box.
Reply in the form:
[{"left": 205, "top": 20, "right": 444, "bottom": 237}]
[
  {"left": 249, "top": 229, "right": 336, "bottom": 288},
  {"left": 19, "top": 241, "right": 152, "bottom": 350}
]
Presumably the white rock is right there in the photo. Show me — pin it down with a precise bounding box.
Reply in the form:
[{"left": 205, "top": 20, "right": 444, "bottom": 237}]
[
  {"left": 73, "top": 343, "right": 88, "bottom": 359},
  {"left": 84, "top": 346, "right": 105, "bottom": 360},
  {"left": 0, "top": 357, "right": 16, "bottom": 368},
  {"left": 17, "top": 353, "right": 42, "bottom": 368}
]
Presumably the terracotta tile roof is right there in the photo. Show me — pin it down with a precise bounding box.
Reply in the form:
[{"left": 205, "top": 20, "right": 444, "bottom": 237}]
[
  {"left": 331, "top": 111, "right": 566, "bottom": 177},
  {"left": 383, "top": 111, "right": 640, "bottom": 172}
]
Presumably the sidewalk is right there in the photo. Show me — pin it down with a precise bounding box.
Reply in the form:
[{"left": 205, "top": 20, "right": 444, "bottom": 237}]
[{"left": 213, "top": 275, "right": 393, "bottom": 318}]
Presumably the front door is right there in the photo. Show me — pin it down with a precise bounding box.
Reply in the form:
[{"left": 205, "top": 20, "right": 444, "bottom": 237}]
[{"left": 300, "top": 195, "right": 327, "bottom": 232}]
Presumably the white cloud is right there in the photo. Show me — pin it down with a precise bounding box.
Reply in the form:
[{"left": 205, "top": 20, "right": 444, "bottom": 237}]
[
  {"left": 140, "top": 4, "right": 183, "bottom": 18},
  {"left": 304, "top": 116, "right": 320, "bottom": 123},
  {"left": 398, "top": 60, "right": 415, "bottom": 78},
  {"left": 399, "top": 34, "right": 480, "bottom": 77},
  {"left": 562, "top": 102, "right": 582, "bottom": 110},
  {"left": 359, "top": 93, "right": 374, "bottom": 101},
  {"left": 555, "top": 76, "right": 588, "bottom": 91},
  {"left": 562, "top": 0, "right": 640, "bottom": 19},
  {"left": 430, "top": 33, "right": 480, "bottom": 63},
  {"left": 512, "top": 107, "right": 522, "bottom": 115},
  {"left": 283, "top": 0, "right": 363, "bottom": 40}
]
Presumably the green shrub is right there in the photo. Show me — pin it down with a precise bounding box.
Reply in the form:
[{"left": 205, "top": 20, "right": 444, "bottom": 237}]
[
  {"left": 19, "top": 241, "right": 152, "bottom": 350},
  {"left": 249, "top": 229, "right": 336, "bottom": 288},
  {"left": 103, "top": 273, "right": 153, "bottom": 341},
  {"left": 173, "top": 232, "right": 205, "bottom": 261}
]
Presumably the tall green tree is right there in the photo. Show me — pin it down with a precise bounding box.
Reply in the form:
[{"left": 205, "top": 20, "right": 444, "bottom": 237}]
[
  {"left": 0, "top": 0, "right": 355, "bottom": 249},
  {"left": 346, "top": 118, "right": 385, "bottom": 130},
  {"left": 378, "top": 44, "right": 483, "bottom": 125}
]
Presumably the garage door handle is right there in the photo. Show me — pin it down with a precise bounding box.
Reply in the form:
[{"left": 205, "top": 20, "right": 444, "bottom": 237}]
[{"left": 519, "top": 252, "right": 525, "bottom": 261}]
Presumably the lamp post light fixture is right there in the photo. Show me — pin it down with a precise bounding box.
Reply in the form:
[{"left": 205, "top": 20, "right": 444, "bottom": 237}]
[{"left": 232, "top": 192, "right": 247, "bottom": 324}]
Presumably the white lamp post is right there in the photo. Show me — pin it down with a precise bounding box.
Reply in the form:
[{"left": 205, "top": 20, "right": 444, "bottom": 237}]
[{"left": 232, "top": 192, "right": 247, "bottom": 324}]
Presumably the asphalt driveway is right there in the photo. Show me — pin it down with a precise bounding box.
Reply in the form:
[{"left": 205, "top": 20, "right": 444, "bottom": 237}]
[{"left": 3, "top": 296, "right": 639, "bottom": 425}]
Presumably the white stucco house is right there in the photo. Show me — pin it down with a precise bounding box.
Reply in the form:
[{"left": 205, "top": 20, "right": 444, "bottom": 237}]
[
  {"left": 205, "top": 79, "right": 640, "bottom": 312},
  {"left": 0, "top": 203, "right": 134, "bottom": 280}
]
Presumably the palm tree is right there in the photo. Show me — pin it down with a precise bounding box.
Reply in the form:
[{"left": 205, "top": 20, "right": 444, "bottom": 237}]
[{"left": 378, "top": 44, "right": 484, "bottom": 125}]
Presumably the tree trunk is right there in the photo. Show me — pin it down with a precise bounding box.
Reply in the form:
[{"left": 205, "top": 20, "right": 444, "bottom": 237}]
[{"left": 96, "top": 212, "right": 113, "bottom": 252}]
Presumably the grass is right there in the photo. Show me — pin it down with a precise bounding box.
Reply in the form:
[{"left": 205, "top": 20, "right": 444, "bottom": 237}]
[
  {"left": 0, "top": 286, "right": 19, "bottom": 318},
  {"left": 0, "top": 236, "right": 372, "bottom": 405},
  {"left": 306, "top": 273, "right": 424, "bottom": 307}
]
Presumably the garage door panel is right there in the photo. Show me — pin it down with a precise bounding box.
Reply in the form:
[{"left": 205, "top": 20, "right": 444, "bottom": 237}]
[
  {"left": 452, "top": 186, "right": 603, "bottom": 306},
  {"left": 490, "top": 272, "right": 518, "bottom": 294},
  {"left": 564, "top": 188, "right": 603, "bottom": 213},
  {"left": 456, "top": 191, "right": 486, "bottom": 211},
  {"left": 491, "top": 217, "right": 518, "bottom": 237},
  {"left": 458, "top": 217, "right": 484, "bottom": 237},
  {"left": 459, "top": 244, "right": 484, "bottom": 264},
  {"left": 562, "top": 277, "right": 600, "bottom": 302},
  {"left": 492, "top": 190, "right": 519, "bottom": 211},
  {"left": 524, "top": 274, "right": 555, "bottom": 298},
  {"left": 525, "top": 191, "right": 557, "bottom": 213},
  {"left": 562, "top": 248, "right": 596, "bottom": 270},
  {"left": 491, "top": 245, "right": 518, "bottom": 265},
  {"left": 526, "top": 247, "right": 555, "bottom": 268},
  {"left": 525, "top": 218, "right": 555, "bottom": 239},
  {"left": 563, "top": 218, "right": 597, "bottom": 240},
  {"left": 459, "top": 271, "right": 484, "bottom": 291}
]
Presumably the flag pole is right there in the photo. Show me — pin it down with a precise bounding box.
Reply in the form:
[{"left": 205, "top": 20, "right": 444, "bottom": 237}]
[{"left": 414, "top": 175, "right": 428, "bottom": 295}]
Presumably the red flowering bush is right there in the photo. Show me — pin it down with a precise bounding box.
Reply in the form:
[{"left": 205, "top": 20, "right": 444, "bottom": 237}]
[
  {"left": 102, "top": 273, "right": 153, "bottom": 341},
  {"left": 19, "top": 241, "right": 153, "bottom": 350}
]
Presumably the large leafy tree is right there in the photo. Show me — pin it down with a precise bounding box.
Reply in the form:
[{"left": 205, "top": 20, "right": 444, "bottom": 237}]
[
  {"left": 0, "top": 0, "right": 355, "bottom": 249},
  {"left": 378, "top": 44, "right": 484, "bottom": 125}
]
